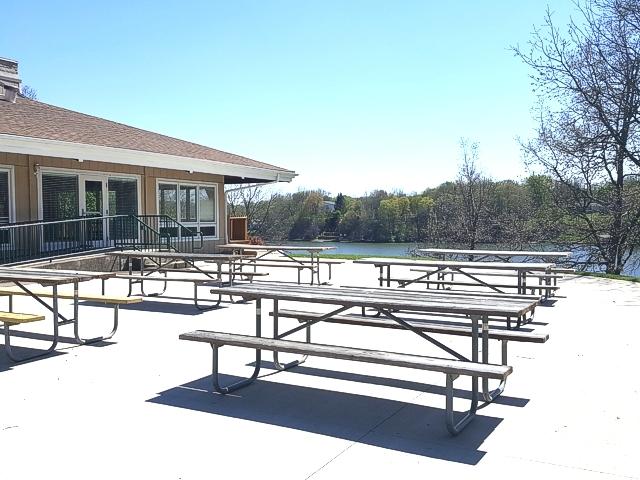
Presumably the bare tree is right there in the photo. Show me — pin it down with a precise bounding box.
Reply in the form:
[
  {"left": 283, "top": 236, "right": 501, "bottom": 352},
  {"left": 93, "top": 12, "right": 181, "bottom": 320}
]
[
  {"left": 20, "top": 85, "right": 37, "bottom": 100},
  {"left": 455, "top": 139, "right": 492, "bottom": 251},
  {"left": 514, "top": 0, "right": 640, "bottom": 273},
  {"left": 226, "top": 184, "right": 276, "bottom": 238}
]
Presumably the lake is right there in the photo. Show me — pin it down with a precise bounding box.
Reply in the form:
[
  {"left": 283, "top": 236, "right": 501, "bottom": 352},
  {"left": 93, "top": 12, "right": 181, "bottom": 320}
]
[{"left": 286, "top": 241, "right": 640, "bottom": 276}]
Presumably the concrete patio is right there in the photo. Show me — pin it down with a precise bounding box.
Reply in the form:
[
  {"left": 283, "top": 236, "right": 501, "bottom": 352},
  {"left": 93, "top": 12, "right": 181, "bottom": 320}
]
[{"left": 0, "top": 262, "right": 638, "bottom": 479}]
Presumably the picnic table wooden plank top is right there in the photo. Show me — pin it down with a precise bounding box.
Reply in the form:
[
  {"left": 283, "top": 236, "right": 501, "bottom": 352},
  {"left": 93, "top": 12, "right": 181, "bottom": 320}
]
[
  {"left": 0, "top": 268, "right": 107, "bottom": 285},
  {"left": 211, "top": 283, "right": 538, "bottom": 317},
  {"left": 218, "top": 243, "right": 336, "bottom": 252},
  {"left": 418, "top": 248, "right": 571, "bottom": 258},
  {"left": 18, "top": 268, "right": 117, "bottom": 280},
  {"left": 110, "top": 250, "right": 246, "bottom": 260},
  {"left": 353, "top": 257, "right": 554, "bottom": 270}
]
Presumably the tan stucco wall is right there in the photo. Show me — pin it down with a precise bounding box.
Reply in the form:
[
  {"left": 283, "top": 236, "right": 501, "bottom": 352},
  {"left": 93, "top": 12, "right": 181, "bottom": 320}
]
[{"left": 0, "top": 152, "right": 228, "bottom": 243}]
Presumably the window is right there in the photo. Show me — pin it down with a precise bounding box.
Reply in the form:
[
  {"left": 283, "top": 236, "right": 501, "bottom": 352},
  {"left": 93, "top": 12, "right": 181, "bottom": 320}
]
[
  {"left": 158, "top": 181, "right": 217, "bottom": 237},
  {"left": 42, "top": 173, "right": 79, "bottom": 221},
  {"left": 108, "top": 177, "right": 138, "bottom": 216},
  {"left": 179, "top": 185, "right": 197, "bottom": 222},
  {"left": 0, "top": 170, "right": 10, "bottom": 225}
]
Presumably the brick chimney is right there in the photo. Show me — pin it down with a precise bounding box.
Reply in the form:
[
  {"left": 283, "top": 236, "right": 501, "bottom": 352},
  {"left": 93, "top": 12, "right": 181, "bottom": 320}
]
[{"left": 0, "top": 57, "right": 21, "bottom": 103}]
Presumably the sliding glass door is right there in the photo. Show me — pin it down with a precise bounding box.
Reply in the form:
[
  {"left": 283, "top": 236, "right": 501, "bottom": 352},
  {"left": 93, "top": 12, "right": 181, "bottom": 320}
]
[{"left": 40, "top": 171, "right": 139, "bottom": 247}]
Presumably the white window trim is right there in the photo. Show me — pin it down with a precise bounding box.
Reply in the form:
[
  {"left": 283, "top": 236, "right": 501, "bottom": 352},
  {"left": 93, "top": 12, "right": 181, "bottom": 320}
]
[
  {"left": 0, "top": 165, "right": 16, "bottom": 224},
  {"left": 155, "top": 178, "right": 219, "bottom": 240},
  {"left": 36, "top": 167, "right": 141, "bottom": 220}
]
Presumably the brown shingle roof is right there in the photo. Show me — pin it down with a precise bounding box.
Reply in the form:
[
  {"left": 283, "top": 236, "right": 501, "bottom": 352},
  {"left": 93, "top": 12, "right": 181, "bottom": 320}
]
[{"left": 0, "top": 96, "right": 289, "bottom": 172}]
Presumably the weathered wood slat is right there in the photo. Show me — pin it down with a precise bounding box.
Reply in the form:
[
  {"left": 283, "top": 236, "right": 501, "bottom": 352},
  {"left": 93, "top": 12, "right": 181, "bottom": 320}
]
[
  {"left": 237, "top": 258, "right": 344, "bottom": 265},
  {"left": 219, "top": 282, "right": 539, "bottom": 307},
  {"left": 0, "top": 268, "right": 96, "bottom": 285},
  {"left": 387, "top": 278, "right": 560, "bottom": 291},
  {"left": 209, "top": 284, "right": 538, "bottom": 317},
  {"left": 270, "top": 309, "right": 549, "bottom": 343},
  {"left": 354, "top": 258, "right": 553, "bottom": 271},
  {"left": 340, "top": 284, "right": 539, "bottom": 301},
  {"left": 218, "top": 244, "right": 335, "bottom": 252},
  {"left": 17, "top": 268, "right": 116, "bottom": 280},
  {"left": 418, "top": 248, "right": 570, "bottom": 258},
  {"left": 0, "top": 311, "right": 46, "bottom": 325},
  {"left": 179, "top": 330, "right": 512, "bottom": 380},
  {"left": 110, "top": 251, "right": 246, "bottom": 260},
  {"left": 409, "top": 268, "right": 564, "bottom": 279},
  {"left": 227, "top": 283, "right": 537, "bottom": 309}
]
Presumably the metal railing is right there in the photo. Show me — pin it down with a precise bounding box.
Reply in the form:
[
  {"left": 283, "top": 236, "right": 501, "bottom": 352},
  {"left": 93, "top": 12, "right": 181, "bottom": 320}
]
[
  {"left": 133, "top": 215, "right": 204, "bottom": 253},
  {"left": 0, "top": 214, "right": 203, "bottom": 265},
  {"left": 0, "top": 215, "right": 121, "bottom": 265}
]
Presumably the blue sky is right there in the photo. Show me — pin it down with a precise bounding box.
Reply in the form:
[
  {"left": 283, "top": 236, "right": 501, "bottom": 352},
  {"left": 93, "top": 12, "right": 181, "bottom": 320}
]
[{"left": 1, "top": 1, "right": 572, "bottom": 196}]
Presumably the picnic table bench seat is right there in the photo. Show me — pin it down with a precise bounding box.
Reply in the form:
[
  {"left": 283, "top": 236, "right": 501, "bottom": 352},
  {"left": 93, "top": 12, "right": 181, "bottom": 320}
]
[
  {"left": 179, "top": 329, "right": 512, "bottom": 435},
  {"left": 270, "top": 309, "right": 548, "bottom": 343},
  {"left": 0, "top": 311, "right": 45, "bottom": 325},
  {"left": 397, "top": 276, "right": 561, "bottom": 290},
  {"left": 270, "top": 308, "right": 548, "bottom": 365},
  {"left": 0, "top": 311, "right": 47, "bottom": 361}
]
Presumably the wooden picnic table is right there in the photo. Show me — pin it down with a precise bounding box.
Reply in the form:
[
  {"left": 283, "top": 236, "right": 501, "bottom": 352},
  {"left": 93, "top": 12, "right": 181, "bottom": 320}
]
[
  {"left": 353, "top": 257, "right": 554, "bottom": 295},
  {"left": 218, "top": 244, "right": 336, "bottom": 285},
  {"left": 110, "top": 250, "right": 247, "bottom": 292},
  {"left": 419, "top": 248, "right": 571, "bottom": 262},
  {"left": 0, "top": 267, "right": 119, "bottom": 361},
  {"left": 202, "top": 283, "right": 538, "bottom": 433}
]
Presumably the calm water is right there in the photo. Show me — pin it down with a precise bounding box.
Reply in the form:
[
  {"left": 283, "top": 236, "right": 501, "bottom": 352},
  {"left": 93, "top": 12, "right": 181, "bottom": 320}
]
[{"left": 285, "top": 241, "right": 640, "bottom": 276}]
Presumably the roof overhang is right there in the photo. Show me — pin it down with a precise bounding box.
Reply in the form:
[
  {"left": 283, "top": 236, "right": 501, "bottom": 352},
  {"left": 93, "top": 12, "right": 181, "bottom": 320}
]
[{"left": 0, "top": 134, "right": 297, "bottom": 183}]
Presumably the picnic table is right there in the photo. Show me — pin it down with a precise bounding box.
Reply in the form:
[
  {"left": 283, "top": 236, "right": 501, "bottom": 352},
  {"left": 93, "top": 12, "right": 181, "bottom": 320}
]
[
  {"left": 109, "top": 250, "right": 253, "bottom": 309},
  {"left": 0, "top": 268, "right": 124, "bottom": 361},
  {"left": 218, "top": 244, "right": 336, "bottom": 285},
  {"left": 353, "top": 257, "right": 555, "bottom": 295},
  {"left": 419, "top": 248, "right": 571, "bottom": 263},
  {"left": 180, "top": 283, "right": 539, "bottom": 435}
]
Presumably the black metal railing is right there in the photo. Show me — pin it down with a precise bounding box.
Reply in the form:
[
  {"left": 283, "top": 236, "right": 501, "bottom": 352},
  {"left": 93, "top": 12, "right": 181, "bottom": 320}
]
[
  {"left": 0, "top": 216, "right": 120, "bottom": 265},
  {"left": 0, "top": 214, "right": 203, "bottom": 265},
  {"left": 133, "top": 215, "right": 204, "bottom": 253}
]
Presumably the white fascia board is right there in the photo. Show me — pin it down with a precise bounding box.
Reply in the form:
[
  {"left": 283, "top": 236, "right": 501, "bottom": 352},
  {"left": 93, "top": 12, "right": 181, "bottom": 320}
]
[{"left": 0, "top": 134, "right": 297, "bottom": 182}]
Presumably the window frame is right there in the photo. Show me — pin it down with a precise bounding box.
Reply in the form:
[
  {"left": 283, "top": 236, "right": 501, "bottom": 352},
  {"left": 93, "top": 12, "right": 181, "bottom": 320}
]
[
  {"left": 37, "top": 167, "right": 141, "bottom": 220},
  {"left": 156, "top": 179, "right": 219, "bottom": 239},
  {"left": 0, "top": 165, "right": 15, "bottom": 224}
]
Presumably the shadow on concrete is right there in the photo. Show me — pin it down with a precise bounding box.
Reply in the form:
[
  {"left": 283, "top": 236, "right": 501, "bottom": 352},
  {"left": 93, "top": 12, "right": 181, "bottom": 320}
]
[
  {"left": 249, "top": 361, "right": 529, "bottom": 408},
  {"left": 0, "top": 346, "right": 66, "bottom": 372},
  {"left": 0, "top": 328, "right": 115, "bottom": 348},
  {"left": 148, "top": 374, "right": 503, "bottom": 464}
]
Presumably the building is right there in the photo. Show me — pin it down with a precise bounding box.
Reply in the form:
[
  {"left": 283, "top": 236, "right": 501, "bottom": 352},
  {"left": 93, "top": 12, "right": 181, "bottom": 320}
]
[{"left": 0, "top": 57, "right": 295, "bottom": 255}]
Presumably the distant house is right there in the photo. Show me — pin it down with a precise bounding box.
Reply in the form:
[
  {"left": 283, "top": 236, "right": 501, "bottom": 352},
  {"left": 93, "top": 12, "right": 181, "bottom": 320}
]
[
  {"left": 0, "top": 58, "right": 296, "bottom": 250},
  {"left": 322, "top": 201, "right": 335, "bottom": 213}
]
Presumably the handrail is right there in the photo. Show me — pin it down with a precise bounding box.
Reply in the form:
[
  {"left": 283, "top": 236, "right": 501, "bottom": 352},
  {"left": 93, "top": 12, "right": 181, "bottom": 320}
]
[
  {"left": 0, "top": 213, "right": 203, "bottom": 265},
  {"left": 0, "top": 215, "right": 127, "bottom": 230},
  {"left": 134, "top": 214, "right": 204, "bottom": 252}
]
